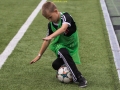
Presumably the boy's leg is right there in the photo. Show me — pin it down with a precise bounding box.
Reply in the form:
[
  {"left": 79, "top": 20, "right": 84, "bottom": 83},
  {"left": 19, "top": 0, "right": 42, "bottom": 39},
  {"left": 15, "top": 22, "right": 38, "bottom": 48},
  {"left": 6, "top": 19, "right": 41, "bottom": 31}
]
[
  {"left": 52, "top": 57, "right": 64, "bottom": 70},
  {"left": 58, "top": 48, "right": 87, "bottom": 87}
]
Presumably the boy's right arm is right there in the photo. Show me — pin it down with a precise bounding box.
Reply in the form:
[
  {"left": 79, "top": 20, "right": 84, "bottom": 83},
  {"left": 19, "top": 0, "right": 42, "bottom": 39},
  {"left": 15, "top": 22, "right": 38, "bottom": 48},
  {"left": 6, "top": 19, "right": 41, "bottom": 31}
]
[{"left": 30, "top": 40, "right": 51, "bottom": 64}]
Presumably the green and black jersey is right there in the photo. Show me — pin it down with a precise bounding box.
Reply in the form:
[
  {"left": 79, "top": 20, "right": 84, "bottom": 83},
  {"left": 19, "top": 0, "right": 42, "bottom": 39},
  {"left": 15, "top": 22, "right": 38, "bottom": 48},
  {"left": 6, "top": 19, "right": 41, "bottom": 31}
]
[{"left": 46, "top": 12, "right": 80, "bottom": 64}]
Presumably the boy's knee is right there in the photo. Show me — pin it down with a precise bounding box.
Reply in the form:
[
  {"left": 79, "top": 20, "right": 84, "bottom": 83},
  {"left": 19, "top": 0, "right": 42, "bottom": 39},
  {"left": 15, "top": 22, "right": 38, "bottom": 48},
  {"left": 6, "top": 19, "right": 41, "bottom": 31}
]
[{"left": 52, "top": 61, "right": 59, "bottom": 70}]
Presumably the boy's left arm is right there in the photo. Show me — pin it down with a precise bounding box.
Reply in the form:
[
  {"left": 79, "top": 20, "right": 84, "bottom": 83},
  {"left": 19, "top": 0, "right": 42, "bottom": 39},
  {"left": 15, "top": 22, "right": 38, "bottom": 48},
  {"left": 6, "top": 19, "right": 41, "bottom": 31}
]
[{"left": 43, "top": 24, "right": 68, "bottom": 41}]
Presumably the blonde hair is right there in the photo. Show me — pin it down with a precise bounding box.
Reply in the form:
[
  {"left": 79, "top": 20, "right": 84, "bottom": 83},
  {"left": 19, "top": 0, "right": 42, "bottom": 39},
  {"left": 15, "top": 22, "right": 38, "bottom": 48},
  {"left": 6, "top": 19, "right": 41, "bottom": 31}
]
[{"left": 41, "top": 2, "right": 57, "bottom": 16}]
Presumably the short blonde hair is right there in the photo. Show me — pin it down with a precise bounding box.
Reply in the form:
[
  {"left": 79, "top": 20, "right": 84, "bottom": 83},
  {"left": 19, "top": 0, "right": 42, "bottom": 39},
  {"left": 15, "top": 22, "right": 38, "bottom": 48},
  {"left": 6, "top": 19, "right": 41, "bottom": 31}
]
[{"left": 41, "top": 2, "right": 57, "bottom": 16}]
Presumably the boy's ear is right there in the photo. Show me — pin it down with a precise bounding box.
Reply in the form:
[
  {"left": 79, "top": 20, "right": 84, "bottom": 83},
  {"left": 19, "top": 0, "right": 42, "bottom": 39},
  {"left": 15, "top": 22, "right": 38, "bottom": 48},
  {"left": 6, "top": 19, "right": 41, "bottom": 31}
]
[{"left": 54, "top": 9, "right": 58, "bottom": 13}]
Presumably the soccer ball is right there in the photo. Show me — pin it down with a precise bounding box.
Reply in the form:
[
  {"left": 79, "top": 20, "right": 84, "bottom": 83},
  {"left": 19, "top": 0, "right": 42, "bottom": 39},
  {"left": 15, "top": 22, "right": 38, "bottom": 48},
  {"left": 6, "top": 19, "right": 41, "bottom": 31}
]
[{"left": 57, "top": 66, "right": 73, "bottom": 83}]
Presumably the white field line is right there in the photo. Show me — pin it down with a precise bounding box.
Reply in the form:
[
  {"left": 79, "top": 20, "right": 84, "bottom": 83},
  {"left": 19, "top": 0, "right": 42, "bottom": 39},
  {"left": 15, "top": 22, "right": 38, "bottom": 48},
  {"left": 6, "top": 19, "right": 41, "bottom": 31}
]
[
  {"left": 100, "top": 0, "right": 120, "bottom": 82},
  {"left": 0, "top": 0, "right": 47, "bottom": 69}
]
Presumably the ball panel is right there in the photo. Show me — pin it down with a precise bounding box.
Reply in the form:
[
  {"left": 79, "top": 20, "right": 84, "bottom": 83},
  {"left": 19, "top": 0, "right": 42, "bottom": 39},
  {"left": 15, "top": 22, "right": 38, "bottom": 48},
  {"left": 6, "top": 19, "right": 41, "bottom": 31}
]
[
  {"left": 57, "top": 74, "right": 64, "bottom": 82},
  {"left": 67, "top": 72, "right": 72, "bottom": 79},
  {"left": 63, "top": 67, "right": 69, "bottom": 73},
  {"left": 64, "top": 77, "right": 71, "bottom": 83},
  {"left": 58, "top": 67, "right": 64, "bottom": 74}
]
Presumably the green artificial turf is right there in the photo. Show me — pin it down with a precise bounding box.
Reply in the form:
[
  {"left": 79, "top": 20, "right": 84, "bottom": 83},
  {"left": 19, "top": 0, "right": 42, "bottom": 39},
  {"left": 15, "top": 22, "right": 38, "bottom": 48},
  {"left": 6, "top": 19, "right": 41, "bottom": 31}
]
[
  {"left": 0, "top": 0, "right": 41, "bottom": 53},
  {"left": 0, "top": 0, "right": 120, "bottom": 90}
]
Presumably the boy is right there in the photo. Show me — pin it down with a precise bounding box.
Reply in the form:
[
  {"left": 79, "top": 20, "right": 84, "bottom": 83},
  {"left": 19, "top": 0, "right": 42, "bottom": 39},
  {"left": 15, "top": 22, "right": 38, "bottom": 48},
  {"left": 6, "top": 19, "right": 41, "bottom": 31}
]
[{"left": 30, "top": 1, "right": 87, "bottom": 88}]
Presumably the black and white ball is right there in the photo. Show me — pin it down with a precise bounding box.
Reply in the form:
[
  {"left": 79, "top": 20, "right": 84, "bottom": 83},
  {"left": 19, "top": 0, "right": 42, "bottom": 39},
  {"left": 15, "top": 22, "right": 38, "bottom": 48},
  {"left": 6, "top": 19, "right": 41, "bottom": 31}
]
[{"left": 57, "top": 66, "right": 73, "bottom": 83}]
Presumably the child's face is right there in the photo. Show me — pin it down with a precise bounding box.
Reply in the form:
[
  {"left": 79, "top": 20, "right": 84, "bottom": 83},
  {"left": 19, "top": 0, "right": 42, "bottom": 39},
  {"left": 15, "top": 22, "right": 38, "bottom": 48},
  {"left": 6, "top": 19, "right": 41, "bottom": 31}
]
[{"left": 44, "top": 9, "right": 60, "bottom": 23}]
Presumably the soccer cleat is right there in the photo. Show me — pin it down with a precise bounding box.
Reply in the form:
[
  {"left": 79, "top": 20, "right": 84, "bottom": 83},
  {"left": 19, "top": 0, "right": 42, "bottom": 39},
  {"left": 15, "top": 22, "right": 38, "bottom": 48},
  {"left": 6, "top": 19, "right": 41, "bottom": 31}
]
[{"left": 78, "top": 76, "right": 87, "bottom": 88}]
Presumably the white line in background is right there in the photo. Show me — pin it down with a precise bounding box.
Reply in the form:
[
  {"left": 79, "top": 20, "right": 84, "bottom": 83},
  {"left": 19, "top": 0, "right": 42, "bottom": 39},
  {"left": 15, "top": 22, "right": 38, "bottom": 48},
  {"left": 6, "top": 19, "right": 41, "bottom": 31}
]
[
  {"left": 100, "top": 0, "right": 120, "bottom": 82},
  {"left": 0, "top": 0, "right": 47, "bottom": 68}
]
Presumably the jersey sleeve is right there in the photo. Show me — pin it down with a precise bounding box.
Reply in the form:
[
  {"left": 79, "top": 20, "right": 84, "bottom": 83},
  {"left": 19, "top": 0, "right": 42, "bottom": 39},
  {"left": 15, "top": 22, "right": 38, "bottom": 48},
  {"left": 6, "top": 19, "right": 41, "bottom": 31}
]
[
  {"left": 62, "top": 12, "right": 73, "bottom": 27},
  {"left": 46, "top": 22, "right": 53, "bottom": 36}
]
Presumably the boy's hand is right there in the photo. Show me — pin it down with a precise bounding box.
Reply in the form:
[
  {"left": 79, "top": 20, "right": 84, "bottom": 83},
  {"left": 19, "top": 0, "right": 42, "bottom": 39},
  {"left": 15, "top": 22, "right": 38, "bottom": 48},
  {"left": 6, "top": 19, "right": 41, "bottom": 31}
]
[
  {"left": 30, "top": 56, "right": 41, "bottom": 64},
  {"left": 43, "top": 36, "right": 52, "bottom": 41}
]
